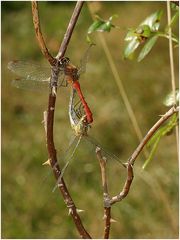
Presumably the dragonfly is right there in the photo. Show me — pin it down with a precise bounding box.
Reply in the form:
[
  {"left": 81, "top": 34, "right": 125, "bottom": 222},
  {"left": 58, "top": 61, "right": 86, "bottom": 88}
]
[
  {"left": 7, "top": 45, "right": 94, "bottom": 124},
  {"left": 52, "top": 87, "right": 126, "bottom": 192}
]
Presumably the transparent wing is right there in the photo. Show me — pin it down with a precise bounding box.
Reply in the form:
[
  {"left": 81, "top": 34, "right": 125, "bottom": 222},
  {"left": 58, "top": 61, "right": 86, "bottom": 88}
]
[
  {"left": 8, "top": 60, "right": 66, "bottom": 90},
  {"left": 78, "top": 44, "right": 95, "bottom": 75},
  {"left": 52, "top": 135, "right": 82, "bottom": 192},
  {"left": 11, "top": 78, "right": 50, "bottom": 91},
  {"left": 8, "top": 60, "right": 51, "bottom": 81},
  {"left": 83, "top": 135, "right": 126, "bottom": 168},
  {"left": 40, "top": 135, "right": 79, "bottom": 189}
]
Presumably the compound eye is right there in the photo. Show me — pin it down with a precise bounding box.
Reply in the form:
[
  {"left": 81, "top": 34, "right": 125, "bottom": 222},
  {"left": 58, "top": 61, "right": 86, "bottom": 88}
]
[
  {"left": 64, "top": 57, "right": 70, "bottom": 63},
  {"left": 59, "top": 57, "right": 70, "bottom": 67}
]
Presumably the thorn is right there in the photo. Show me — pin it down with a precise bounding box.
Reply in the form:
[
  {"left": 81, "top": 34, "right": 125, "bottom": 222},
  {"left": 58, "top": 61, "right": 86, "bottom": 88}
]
[
  {"left": 110, "top": 218, "right": 118, "bottom": 223},
  {"left": 42, "top": 159, "right": 51, "bottom": 166},
  {"left": 76, "top": 208, "right": 85, "bottom": 213},
  {"left": 102, "top": 215, "right": 118, "bottom": 223},
  {"left": 42, "top": 111, "right": 48, "bottom": 124},
  {"left": 68, "top": 208, "right": 73, "bottom": 215}
]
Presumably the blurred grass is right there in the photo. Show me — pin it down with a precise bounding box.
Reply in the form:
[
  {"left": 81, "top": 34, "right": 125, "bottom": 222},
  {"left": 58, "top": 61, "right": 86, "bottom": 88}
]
[{"left": 2, "top": 1, "right": 179, "bottom": 239}]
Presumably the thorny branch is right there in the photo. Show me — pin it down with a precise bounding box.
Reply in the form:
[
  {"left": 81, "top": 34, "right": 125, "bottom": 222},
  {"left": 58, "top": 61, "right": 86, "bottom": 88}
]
[
  {"left": 96, "top": 106, "right": 178, "bottom": 238},
  {"left": 32, "top": 1, "right": 91, "bottom": 239}
]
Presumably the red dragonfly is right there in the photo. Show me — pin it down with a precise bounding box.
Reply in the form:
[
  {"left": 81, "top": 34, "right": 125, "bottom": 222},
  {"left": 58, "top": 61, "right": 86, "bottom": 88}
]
[
  {"left": 51, "top": 88, "right": 126, "bottom": 192},
  {"left": 7, "top": 45, "right": 94, "bottom": 124}
]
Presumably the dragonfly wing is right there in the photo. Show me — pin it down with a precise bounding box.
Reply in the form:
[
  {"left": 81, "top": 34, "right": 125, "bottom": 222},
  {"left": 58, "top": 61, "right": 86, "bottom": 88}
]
[
  {"left": 57, "top": 71, "right": 67, "bottom": 87},
  {"left": 8, "top": 60, "right": 51, "bottom": 82},
  {"left": 40, "top": 135, "right": 78, "bottom": 188},
  {"left": 78, "top": 44, "right": 95, "bottom": 75},
  {"left": 84, "top": 135, "right": 125, "bottom": 168},
  {"left": 12, "top": 78, "right": 50, "bottom": 91},
  {"left": 52, "top": 135, "right": 82, "bottom": 192}
]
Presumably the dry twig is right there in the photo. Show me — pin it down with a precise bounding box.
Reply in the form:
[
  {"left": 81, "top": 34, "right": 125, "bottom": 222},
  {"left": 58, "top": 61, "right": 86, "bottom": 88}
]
[
  {"left": 96, "top": 147, "right": 111, "bottom": 239},
  {"left": 31, "top": 1, "right": 56, "bottom": 66},
  {"left": 32, "top": 1, "right": 91, "bottom": 238}
]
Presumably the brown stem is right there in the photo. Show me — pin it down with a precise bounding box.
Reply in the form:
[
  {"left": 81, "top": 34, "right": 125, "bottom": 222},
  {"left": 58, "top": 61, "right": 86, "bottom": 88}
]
[
  {"left": 110, "top": 162, "right": 134, "bottom": 205},
  {"left": 128, "top": 106, "right": 179, "bottom": 166},
  {"left": 56, "top": 1, "right": 84, "bottom": 60},
  {"left": 110, "top": 107, "right": 178, "bottom": 206},
  {"left": 109, "top": 107, "right": 178, "bottom": 205},
  {"left": 96, "top": 147, "right": 111, "bottom": 239},
  {"left": 31, "top": 1, "right": 56, "bottom": 66},
  {"left": 32, "top": 1, "right": 91, "bottom": 238},
  {"left": 104, "top": 208, "right": 111, "bottom": 239}
]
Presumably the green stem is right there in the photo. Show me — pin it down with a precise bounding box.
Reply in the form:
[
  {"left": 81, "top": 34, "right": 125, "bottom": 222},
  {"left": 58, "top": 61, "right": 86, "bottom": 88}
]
[{"left": 157, "top": 32, "right": 179, "bottom": 44}]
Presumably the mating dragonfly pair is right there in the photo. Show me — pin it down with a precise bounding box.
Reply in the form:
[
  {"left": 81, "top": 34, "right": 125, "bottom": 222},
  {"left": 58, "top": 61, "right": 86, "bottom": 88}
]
[
  {"left": 8, "top": 44, "right": 93, "bottom": 124},
  {"left": 8, "top": 46, "right": 125, "bottom": 191},
  {"left": 52, "top": 87, "right": 125, "bottom": 192}
]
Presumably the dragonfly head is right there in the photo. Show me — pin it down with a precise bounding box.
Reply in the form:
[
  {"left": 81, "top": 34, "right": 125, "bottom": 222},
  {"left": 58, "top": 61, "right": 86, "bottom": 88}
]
[{"left": 58, "top": 57, "right": 70, "bottom": 68}]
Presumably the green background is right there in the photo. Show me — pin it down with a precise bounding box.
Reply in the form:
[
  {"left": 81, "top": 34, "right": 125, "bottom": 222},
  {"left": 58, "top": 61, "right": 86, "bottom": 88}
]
[{"left": 2, "top": 1, "right": 179, "bottom": 239}]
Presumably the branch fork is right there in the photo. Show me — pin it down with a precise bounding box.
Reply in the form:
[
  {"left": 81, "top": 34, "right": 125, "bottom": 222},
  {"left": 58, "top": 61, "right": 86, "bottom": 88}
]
[{"left": 96, "top": 106, "right": 178, "bottom": 238}]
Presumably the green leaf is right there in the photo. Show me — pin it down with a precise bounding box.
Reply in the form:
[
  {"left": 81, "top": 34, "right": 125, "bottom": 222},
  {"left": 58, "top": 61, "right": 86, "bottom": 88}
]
[
  {"left": 87, "top": 15, "right": 118, "bottom": 34},
  {"left": 171, "top": 2, "right": 179, "bottom": 11},
  {"left": 163, "top": 89, "right": 179, "bottom": 107},
  {"left": 124, "top": 29, "right": 137, "bottom": 41},
  {"left": 97, "top": 21, "right": 114, "bottom": 32},
  {"left": 148, "top": 113, "right": 178, "bottom": 148},
  {"left": 165, "top": 11, "right": 179, "bottom": 32},
  {"left": 136, "top": 25, "right": 152, "bottom": 38},
  {"left": 124, "top": 38, "right": 140, "bottom": 59},
  {"left": 109, "top": 14, "right": 119, "bottom": 22},
  {"left": 140, "top": 10, "right": 163, "bottom": 32},
  {"left": 138, "top": 35, "right": 158, "bottom": 62},
  {"left": 170, "top": 11, "right": 179, "bottom": 27},
  {"left": 147, "top": 125, "right": 164, "bottom": 147},
  {"left": 142, "top": 136, "right": 161, "bottom": 169},
  {"left": 142, "top": 113, "right": 178, "bottom": 169},
  {"left": 87, "top": 20, "right": 105, "bottom": 34},
  {"left": 86, "top": 34, "right": 93, "bottom": 44}
]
